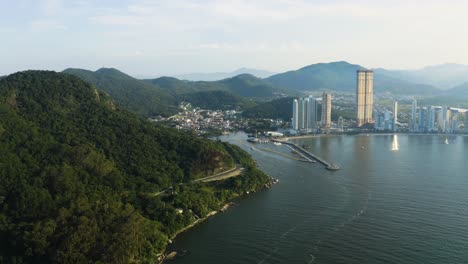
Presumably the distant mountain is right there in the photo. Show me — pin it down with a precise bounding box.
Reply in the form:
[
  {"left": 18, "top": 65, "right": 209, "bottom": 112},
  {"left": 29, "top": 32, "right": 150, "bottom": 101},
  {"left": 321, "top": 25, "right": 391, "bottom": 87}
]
[
  {"left": 375, "top": 63, "right": 468, "bottom": 90},
  {"left": 63, "top": 68, "right": 179, "bottom": 117},
  {"left": 265, "top": 61, "right": 441, "bottom": 95},
  {"left": 174, "top": 68, "right": 276, "bottom": 81},
  {"left": 64, "top": 68, "right": 288, "bottom": 116},
  {"left": 146, "top": 73, "right": 294, "bottom": 99},
  {"left": 181, "top": 90, "right": 256, "bottom": 110},
  {"left": 447, "top": 82, "right": 468, "bottom": 97}
]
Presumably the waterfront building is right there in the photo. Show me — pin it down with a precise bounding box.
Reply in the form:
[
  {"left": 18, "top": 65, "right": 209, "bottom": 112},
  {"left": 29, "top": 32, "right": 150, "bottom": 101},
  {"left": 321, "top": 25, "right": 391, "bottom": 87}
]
[
  {"left": 356, "top": 70, "right": 374, "bottom": 127},
  {"left": 427, "top": 106, "right": 436, "bottom": 132},
  {"left": 419, "top": 107, "right": 426, "bottom": 132},
  {"left": 305, "top": 96, "right": 318, "bottom": 130},
  {"left": 338, "top": 116, "right": 344, "bottom": 132},
  {"left": 411, "top": 99, "right": 418, "bottom": 131},
  {"left": 292, "top": 96, "right": 318, "bottom": 131},
  {"left": 392, "top": 100, "right": 398, "bottom": 132},
  {"left": 375, "top": 110, "right": 384, "bottom": 130},
  {"left": 292, "top": 99, "right": 299, "bottom": 130},
  {"left": 465, "top": 112, "right": 468, "bottom": 133},
  {"left": 321, "top": 92, "right": 332, "bottom": 128},
  {"left": 442, "top": 106, "right": 450, "bottom": 133}
]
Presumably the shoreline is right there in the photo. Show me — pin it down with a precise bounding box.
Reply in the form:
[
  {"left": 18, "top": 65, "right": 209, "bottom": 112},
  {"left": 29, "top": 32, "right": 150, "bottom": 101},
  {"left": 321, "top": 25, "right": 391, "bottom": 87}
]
[
  {"left": 160, "top": 180, "right": 276, "bottom": 263},
  {"left": 160, "top": 203, "right": 232, "bottom": 263},
  {"left": 283, "top": 132, "right": 468, "bottom": 141}
]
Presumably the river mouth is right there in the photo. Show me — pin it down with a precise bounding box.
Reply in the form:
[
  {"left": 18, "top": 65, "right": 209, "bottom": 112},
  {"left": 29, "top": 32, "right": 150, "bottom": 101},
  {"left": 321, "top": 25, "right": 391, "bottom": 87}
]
[{"left": 170, "top": 132, "right": 468, "bottom": 264}]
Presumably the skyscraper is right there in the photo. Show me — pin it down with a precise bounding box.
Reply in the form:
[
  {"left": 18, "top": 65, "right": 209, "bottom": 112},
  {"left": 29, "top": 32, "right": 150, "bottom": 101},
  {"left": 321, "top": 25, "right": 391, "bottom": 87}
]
[
  {"left": 392, "top": 100, "right": 398, "bottom": 132},
  {"left": 356, "top": 70, "right": 374, "bottom": 127},
  {"left": 292, "top": 99, "right": 299, "bottom": 130},
  {"left": 419, "top": 107, "right": 426, "bottom": 132},
  {"left": 292, "top": 96, "right": 318, "bottom": 131},
  {"left": 305, "top": 96, "right": 318, "bottom": 129},
  {"left": 411, "top": 99, "right": 418, "bottom": 132},
  {"left": 321, "top": 92, "right": 332, "bottom": 128},
  {"left": 427, "top": 106, "right": 436, "bottom": 132}
]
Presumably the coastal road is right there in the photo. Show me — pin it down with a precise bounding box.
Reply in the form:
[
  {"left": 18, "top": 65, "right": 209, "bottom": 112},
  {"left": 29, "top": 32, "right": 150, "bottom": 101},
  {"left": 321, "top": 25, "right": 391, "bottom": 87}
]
[
  {"left": 193, "top": 165, "right": 243, "bottom": 183},
  {"left": 153, "top": 165, "right": 243, "bottom": 196}
]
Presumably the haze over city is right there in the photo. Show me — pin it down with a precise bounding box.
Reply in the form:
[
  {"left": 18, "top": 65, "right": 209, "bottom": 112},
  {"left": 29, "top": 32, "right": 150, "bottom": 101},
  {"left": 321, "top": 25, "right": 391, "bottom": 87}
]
[{"left": 2, "top": 0, "right": 468, "bottom": 76}]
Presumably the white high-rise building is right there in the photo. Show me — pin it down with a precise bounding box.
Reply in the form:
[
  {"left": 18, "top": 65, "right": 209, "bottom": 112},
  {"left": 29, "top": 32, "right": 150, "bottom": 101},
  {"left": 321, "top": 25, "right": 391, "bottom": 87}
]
[
  {"left": 292, "top": 99, "right": 299, "bottom": 130},
  {"left": 392, "top": 100, "right": 398, "bottom": 132},
  {"left": 427, "top": 106, "right": 436, "bottom": 132},
  {"left": 411, "top": 99, "right": 418, "bottom": 132},
  {"left": 292, "top": 96, "right": 319, "bottom": 131},
  {"left": 305, "top": 96, "right": 318, "bottom": 129}
]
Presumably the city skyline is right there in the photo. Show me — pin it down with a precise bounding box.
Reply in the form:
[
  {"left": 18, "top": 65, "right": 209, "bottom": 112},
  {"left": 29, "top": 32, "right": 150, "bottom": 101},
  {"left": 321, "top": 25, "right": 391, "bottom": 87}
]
[{"left": 4, "top": 1, "right": 468, "bottom": 76}]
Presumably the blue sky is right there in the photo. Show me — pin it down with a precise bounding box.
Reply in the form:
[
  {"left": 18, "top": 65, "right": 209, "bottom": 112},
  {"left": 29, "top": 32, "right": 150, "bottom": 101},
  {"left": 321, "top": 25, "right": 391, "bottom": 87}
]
[{"left": 2, "top": 0, "right": 468, "bottom": 76}]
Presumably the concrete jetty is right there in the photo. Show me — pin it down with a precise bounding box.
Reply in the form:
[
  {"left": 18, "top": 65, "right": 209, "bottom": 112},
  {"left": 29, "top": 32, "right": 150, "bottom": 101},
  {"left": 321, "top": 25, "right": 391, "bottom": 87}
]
[{"left": 272, "top": 139, "right": 340, "bottom": 171}]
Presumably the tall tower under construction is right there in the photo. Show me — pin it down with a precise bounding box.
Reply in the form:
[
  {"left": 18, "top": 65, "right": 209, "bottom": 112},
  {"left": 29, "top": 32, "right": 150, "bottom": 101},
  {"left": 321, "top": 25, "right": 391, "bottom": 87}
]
[{"left": 356, "top": 70, "right": 374, "bottom": 127}]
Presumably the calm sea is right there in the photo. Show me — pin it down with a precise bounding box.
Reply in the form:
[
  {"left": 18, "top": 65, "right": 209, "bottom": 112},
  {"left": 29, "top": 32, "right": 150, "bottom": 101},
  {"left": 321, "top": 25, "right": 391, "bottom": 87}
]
[{"left": 170, "top": 133, "right": 468, "bottom": 264}]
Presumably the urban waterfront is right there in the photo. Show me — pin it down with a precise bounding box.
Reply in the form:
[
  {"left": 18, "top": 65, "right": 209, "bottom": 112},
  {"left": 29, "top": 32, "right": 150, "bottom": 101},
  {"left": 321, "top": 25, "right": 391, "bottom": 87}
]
[{"left": 170, "top": 132, "right": 468, "bottom": 264}]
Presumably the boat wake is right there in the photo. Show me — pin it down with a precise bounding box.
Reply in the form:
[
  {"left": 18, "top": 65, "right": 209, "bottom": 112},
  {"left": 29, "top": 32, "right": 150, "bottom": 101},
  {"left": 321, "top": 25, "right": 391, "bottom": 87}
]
[{"left": 305, "top": 191, "right": 373, "bottom": 262}]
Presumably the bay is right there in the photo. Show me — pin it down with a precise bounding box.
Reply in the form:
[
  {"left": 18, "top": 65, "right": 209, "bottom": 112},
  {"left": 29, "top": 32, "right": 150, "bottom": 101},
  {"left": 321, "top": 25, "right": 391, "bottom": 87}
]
[{"left": 170, "top": 133, "right": 468, "bottom": 264}]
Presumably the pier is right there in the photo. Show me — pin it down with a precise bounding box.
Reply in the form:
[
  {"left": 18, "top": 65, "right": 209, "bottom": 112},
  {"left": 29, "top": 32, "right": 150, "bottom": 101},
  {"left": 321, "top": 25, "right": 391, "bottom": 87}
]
[{"left": 272, "top": 139, "right": 340, "bottom": 171}]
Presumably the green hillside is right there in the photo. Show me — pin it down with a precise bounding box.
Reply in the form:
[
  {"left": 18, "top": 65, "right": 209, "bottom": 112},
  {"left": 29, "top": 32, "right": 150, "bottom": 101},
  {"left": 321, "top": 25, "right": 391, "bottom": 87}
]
[
  {"left": 181, "top": 90, "right": 256, "bottom": 110},
  {"left": 147, "top": 73, "right": 293, "bottom": 99},
  {"left": 0, "top": 71, "right": 270, "bottom": 263},
  {"left": 243, "top": 97, "right": 355, "bottom": 122},
  {"left": 63, "top": 68, "right": 179, "bottom": 117},
  {"left": 243, "top": 97, "right": 294, "bottom": 120}
]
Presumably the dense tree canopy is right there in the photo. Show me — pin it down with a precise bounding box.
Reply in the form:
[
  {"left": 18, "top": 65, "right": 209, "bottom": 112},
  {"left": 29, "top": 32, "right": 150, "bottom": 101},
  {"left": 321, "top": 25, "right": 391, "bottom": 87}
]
[{"left": 0, "top": 71, "right": 270, "bottom": 263}]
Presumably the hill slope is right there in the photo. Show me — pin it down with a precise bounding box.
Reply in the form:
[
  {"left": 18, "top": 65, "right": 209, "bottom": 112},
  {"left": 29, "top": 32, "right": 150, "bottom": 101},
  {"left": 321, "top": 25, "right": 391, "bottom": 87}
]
[
  {"left": 375, "top": 63, "right": 468, "bottom": 90},
  {"left": 266, "top": 61, "right": 440, "bottom": 95},
  {"left": 447, "top": 82, "right": 468, "bottom": 98},
  {"left": 147, "top": 73, "right": 292, "bottom": 99},
  {"left": 174, "top": 67, "right": 275, "bottom": 81},
  {"left": 0, "top": 71, "right": 270, "bottom": 263},
  {"left": 63, "top": 68, "right": 179, "bottom": 117}
]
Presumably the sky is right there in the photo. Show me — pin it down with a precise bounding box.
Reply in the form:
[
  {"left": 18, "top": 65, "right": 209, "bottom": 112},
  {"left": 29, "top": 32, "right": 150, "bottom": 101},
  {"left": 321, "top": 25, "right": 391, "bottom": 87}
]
[{"left": 2, "top": 0, "right": 468, "bottom": 77}]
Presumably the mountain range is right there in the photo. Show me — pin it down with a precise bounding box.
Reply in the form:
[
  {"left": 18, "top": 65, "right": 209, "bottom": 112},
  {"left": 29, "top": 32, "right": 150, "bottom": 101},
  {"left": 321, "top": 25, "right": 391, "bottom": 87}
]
[
  {"left": 173, "top": 68, "right": 276, "bottom": 81},
  {"left": 264, "top": 61, "right": 441, "bottom": 95},
  {"left": 63, "top": 61, "right": 468, "bottom": 119},
  {"left": 374, "top": 63, "right": 468, "bottom": 90},
  {"left": 64, "top": 68, "right": 292, "bottom": 117}
]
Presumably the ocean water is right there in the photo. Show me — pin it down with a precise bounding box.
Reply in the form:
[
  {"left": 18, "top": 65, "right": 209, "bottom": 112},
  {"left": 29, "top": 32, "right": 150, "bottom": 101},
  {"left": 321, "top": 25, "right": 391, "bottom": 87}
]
[{"left": 170, "top": 133, "right": 468, "bottom": 264}]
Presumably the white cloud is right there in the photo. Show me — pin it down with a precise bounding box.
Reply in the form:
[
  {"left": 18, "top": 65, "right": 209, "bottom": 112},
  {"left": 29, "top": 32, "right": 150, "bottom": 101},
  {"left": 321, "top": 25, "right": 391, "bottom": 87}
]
[
  {"left": 40, "top": 0, "right": 63, "bottom": 15},
  {"left": 30, "top": 19, "right": 67, "bottom": 32}
]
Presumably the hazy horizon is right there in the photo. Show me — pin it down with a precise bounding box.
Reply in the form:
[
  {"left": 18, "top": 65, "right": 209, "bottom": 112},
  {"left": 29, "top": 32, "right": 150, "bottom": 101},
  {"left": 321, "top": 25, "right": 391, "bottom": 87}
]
[{"left": 3, "top": 0, "right": 468, "bottom": 76}]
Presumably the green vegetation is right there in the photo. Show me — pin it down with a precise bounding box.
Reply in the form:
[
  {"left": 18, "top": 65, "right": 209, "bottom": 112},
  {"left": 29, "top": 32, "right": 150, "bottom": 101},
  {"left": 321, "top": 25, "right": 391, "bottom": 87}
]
[
  {"left": 243, "top": 97, "right": 293, "bottom": 120},
  {"left": 63, "top": 68, "right": 179, "bottom": 117},
  {"left": 146, "top": 74, "right": 293, "bottom": 100},
  {"left": 0, "top": 71, "right": 270, "bottom": 263},
  {"left": 64, "top": 68, "right": 293, "bottom": 117},
  {"left": 181, "top": 90, "right": 256, "bottom": 110},
  {"left": 243, "top": 96, "right": 356, "bottom": 122}
]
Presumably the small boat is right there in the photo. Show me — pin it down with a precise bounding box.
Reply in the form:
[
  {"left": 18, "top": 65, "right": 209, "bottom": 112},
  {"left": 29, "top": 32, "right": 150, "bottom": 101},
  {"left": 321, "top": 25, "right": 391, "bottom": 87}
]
[
  {"left": 445, "top": 137, "right": 449, "bottom": 144},
  {"left": 273, "top": 142, "right": 282, "bottom": 146}
]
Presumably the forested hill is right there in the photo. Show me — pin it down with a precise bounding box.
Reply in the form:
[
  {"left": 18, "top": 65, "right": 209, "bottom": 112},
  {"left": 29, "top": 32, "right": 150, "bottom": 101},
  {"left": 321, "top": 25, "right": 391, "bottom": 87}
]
[
  {"left": 64, "top": 68, "right": 290, "bottom": 116},
  {"left": 63, "top": 68, "right": 179, "bottom": 117},
  {"left": 0, "top": 71, "right": 270, "bottom": 263}
]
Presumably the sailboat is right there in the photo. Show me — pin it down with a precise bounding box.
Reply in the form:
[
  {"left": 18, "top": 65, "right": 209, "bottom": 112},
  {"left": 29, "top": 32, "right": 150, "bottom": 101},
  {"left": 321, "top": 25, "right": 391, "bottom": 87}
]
[{"left": 445, "top": 137, "right": 449, "bottom": 145}]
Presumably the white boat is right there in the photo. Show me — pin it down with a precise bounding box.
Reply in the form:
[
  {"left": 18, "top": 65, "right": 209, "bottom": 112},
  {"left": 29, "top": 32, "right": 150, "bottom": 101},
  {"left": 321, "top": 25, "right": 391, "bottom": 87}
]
[
  {"left": 273, "top": 142, "right": 282, "bottom": 146},
  {"left": 445, "top": 137, "right": 449, "bottom": 144}
]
